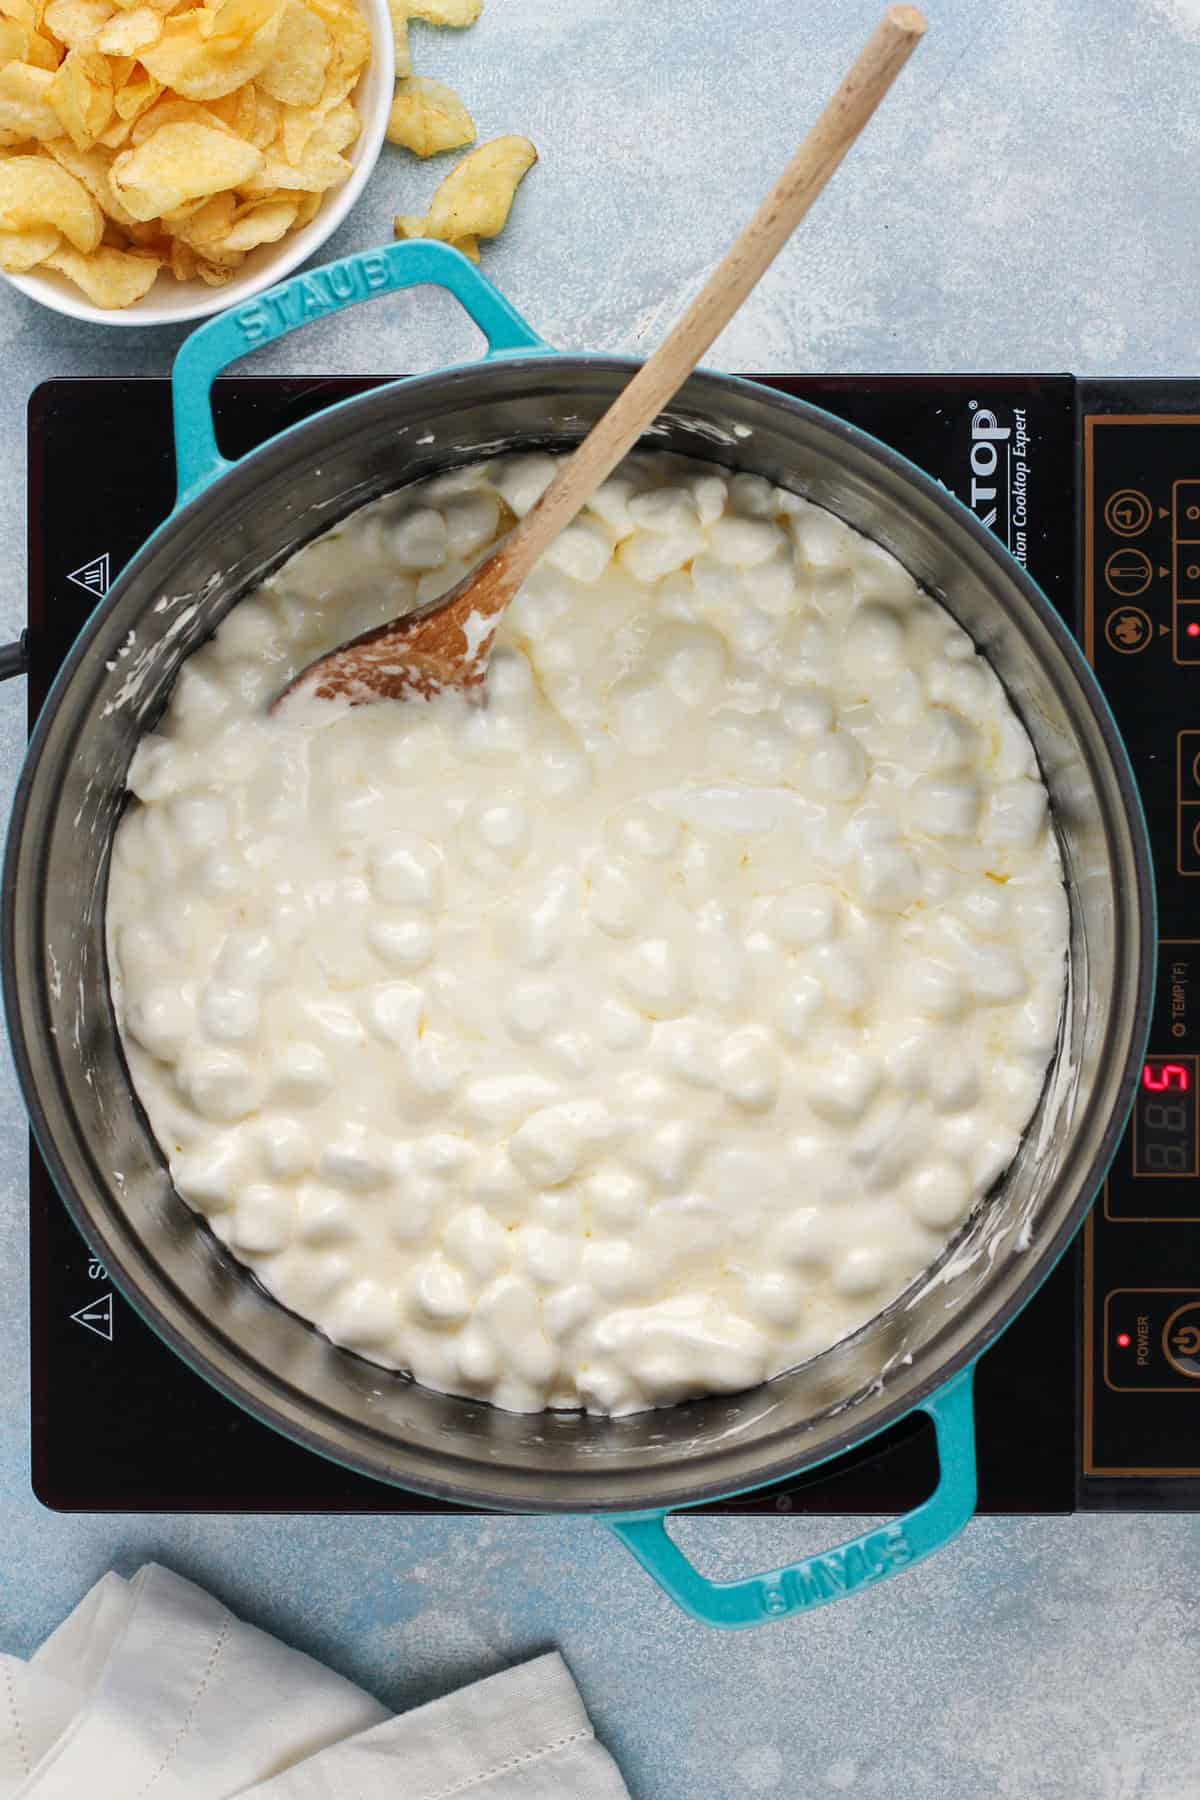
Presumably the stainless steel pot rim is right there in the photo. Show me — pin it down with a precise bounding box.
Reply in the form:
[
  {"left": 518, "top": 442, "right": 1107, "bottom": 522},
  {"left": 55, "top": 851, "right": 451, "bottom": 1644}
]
[{"left": 3, "top": 357, "right": 1158, "bottom": 1512}]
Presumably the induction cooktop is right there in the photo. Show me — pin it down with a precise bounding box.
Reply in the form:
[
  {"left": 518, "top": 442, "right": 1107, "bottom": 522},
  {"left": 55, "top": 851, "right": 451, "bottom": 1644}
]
[{"left": 23, "top": 372, "right": 1200, "bottom": 1514}]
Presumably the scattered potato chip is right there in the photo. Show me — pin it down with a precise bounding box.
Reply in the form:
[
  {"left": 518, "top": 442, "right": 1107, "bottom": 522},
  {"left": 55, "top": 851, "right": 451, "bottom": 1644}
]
[
  {"left": 257, "top": 0, "right": 329, "bottom": 106},
  {"left": 0, "top": 150, "right": 101, "bottom": 246},
  {"left": 424, "top": 133, "right": 534, "bottom": 244},
  {"left": 44, "top": 237, "right": 157, "bottom": 301},
  {"left": 387, "top": 0, "right": 407, "bottom": 74},
  {"left": 385, "top": 74, "right": 472, "bottom": 158},
  {"left": 110, "top": 119, "right": 261, "bottom": 218},
  {"left": 0, "top": 63, "right": 62, "bottom": 139},
  {"left": 408, "top": 0, "right": 479, "bottom": 23},
  {"left": 94, "top": 5, "right": 161, "bottom": 54},
  {"left": 0, "top": 220, "right": 58, "bottom": 267},
  {"left": 48, "top": 49, "right": 114, "bottom": 150},
  {"left": 393, "top": 208, "right": 476, "bottom": 262}
]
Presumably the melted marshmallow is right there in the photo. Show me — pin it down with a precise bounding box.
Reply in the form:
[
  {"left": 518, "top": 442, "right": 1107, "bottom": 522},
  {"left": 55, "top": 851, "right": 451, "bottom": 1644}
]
[{"left": 106, "top": 452, "right": 1068, "bottom": 1415}]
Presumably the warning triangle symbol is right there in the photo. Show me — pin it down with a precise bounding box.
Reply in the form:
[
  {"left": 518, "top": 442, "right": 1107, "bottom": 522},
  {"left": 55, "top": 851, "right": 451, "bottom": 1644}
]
[
  {"left": 67, "top": 553, "right": 110, "bottom": 597},
  {"left": 70, "top": 1292, "right": 113, "bottom": 1341}
]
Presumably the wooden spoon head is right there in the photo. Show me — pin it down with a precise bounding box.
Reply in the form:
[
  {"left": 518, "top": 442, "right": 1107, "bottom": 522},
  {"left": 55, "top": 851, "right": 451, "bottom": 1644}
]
[{"left": 272, "top": 537, "right": 523, "bottom": 711}]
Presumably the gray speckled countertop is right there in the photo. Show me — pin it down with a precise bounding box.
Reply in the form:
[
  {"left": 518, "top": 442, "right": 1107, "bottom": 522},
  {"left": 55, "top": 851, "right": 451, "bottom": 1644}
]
[{"left": 3, "top": 3, "right": 1200, "bottom": 1796}]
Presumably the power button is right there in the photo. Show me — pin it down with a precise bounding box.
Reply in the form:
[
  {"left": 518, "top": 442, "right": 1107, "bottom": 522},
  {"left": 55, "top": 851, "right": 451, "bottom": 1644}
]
[
  {"left": 1163, "top": 1300, "right": 1200, "bottom": 1380},
  {"left": 1106, "top": 1289, "right": 1200, "bottom": 1391}
]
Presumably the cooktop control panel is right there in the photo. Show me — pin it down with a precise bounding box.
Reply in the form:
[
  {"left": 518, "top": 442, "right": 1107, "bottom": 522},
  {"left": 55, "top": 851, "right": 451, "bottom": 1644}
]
[{"left": 1079, "top": 382, "right": 1200, "bottom": 1501}]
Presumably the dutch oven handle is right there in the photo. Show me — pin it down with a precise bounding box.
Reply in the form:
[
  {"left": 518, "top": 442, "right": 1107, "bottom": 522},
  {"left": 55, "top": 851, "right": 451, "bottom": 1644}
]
[
  {"left": 605, "top": 1366, "right": 977, "bottom": 1629},
  {"left": 171, "top": 239, "right": 548, "bottom": 507}
]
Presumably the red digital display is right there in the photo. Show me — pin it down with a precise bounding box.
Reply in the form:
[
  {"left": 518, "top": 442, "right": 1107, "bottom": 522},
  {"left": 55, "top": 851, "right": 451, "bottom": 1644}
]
[
  {"left": 1134, "top": 1058, "right": 1198, "bottom": 1177},
  {"left": 1142, "top": 1062, "right": 1190, "bottom": 1092}
]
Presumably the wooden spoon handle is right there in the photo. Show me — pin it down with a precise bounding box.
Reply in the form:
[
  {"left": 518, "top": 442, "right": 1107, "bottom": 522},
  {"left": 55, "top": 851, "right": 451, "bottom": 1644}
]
[{"left": 498, "top": 4, "right": 926, "bottom": 594}]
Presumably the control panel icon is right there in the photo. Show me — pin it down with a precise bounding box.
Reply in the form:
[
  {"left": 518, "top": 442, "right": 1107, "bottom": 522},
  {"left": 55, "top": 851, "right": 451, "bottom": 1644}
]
[
  {"left": 1104, "top": 548, "right": 1154, "bottom": 597},
  {"left": 1105, "top": 605, "right": 1152, "bottom": 652},
  {"left": 1104, "top": 489, "right": 1153, "bottom": 536},
  {"left": 1164, "top": 1303, "right": 1200, "bottom": 1380}
]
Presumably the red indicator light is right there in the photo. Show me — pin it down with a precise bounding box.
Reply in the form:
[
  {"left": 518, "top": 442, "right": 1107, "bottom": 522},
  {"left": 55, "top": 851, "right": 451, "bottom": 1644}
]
[
  {"left": 1189, "top": 623, "right": 1200, "bottom": 638},
  {"left": 1117, "top": 1332, "right": 1132, "bottom": 1348},
  {"left": 1143, "top": 1062, "right": 1190, "bottom": 1091}
]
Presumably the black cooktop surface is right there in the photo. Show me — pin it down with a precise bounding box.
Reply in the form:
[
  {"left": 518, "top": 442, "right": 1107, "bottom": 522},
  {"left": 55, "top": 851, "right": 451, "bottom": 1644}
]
[{"left": 25, "top": 372, "right": 1199, "bottom": 1514}]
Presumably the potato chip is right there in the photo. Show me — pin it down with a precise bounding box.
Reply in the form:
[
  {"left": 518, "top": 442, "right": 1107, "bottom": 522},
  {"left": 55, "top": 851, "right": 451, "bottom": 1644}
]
[
  {"left": 393, "top": 210, "right": 477, "bottom": 262},
  {"left": 0, "top": 63, "right": 63, "bottom": 139},
  {"left": 290, "top": 182, "right": 318, "bottom": 224},
  {"left": 26, "top": 28, "right": 61, "bottom": 66},
  {"left": 140, "top": 3, "right": 283, "bottom": 101},
  {"left": 110, "top": 118, "right": 261, "bottom": 217},
  {"left": 113, "top": 65, "right": 160, "bottom": 120},
  {"left": 305, "top": 0, "right": 366, "bottom": 91},
  {"left": 257, "top": 0, "right": 328, "bottom": 106},
  {"left": 94, "top": 3, "right": 160, "bottom": 53},
  {"left": 387, "top": 0, "right": 407, "bottom": 74},
  {"left": 220, "top": 190, "right": 294, "bottom": 249},
  {"left": 202, "top": 0, "right": 280, "bottom": 44},
  {"left": 0, "top": 15, "right": 46, "bottom": 63},
  {"left": 43, "top": 133, "right": 140, "bottom": 224},
  {"left": 242, "top": 82, "right": 278, "bottom": 143},
  {"left": 408, "top": 0, "right": 479, "bottom": 23},
  {"left": 238, "top": 133, "right": 345, "bottom": 192},
  {"left": 48, "top": 49, "right": 114, "bottom": 149},
  {"left": 195, "top": 253, "right": 234, "bottom": 283},
  {"left": 42, "top": 0, "right": 111, "bottom": 45},
  {"left": 0, "top": 221, "right": 58, "bottom": 267},
  {"left": 312, "top": 91, "right": 355, "bottom": 149},
  {"left": 424, "top": 134, "right": 535, "bottom": 244},
  {"left": 44, "top": 238, "right": 158, "bottom": 301},
  {"left": 167, "top": 232, "right": 195, "bottom": 278},
  {"left": 167, "top": 185, "right": 231, "bottom": 242},
  {"left": 129, "top": 94, "right": 230, "bottom": 142},
  {"left": 0, "top": 150, "right": 102, "bottom": 246},
  {"left": 277, "top": 98, "right": 316, "bottom": 162},
  {"left": 385, "top": 74, "right": 472, "bottom": 158}
]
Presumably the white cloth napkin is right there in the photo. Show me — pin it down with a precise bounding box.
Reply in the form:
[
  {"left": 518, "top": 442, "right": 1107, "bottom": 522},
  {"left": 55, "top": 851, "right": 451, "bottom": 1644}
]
[{"left": 0, "top": 1564, "right": 630, "bottom": 1800}]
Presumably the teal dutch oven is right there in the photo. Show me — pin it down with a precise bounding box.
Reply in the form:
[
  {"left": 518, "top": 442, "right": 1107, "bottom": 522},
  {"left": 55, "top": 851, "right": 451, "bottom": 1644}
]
[{"left": 3, "top": 241, "right": 1154, "bottom": 1628}]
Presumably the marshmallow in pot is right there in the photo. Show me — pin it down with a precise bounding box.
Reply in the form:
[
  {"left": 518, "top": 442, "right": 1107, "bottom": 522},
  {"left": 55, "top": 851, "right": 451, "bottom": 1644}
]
[{"left": 107, "top": 450, "right": 1068, "bottom": 1416}]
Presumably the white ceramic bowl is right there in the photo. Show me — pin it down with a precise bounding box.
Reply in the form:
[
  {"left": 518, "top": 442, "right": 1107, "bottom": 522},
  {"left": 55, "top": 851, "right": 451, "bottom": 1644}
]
[{"left": 3, "top": 0, "right": 393, "bottom": 328}]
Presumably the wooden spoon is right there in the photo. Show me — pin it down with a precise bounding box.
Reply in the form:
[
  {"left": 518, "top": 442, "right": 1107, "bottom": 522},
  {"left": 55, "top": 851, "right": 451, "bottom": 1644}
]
[{"left": 277, "top": 5, "right": 926, "bottom": 711}]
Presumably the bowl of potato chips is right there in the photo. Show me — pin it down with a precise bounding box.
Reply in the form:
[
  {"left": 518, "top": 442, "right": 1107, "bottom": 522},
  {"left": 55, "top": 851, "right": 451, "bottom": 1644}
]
[{"left": 0, "top": 0, "right": 392, "bottom": 321}]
